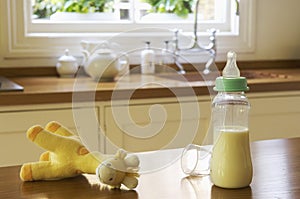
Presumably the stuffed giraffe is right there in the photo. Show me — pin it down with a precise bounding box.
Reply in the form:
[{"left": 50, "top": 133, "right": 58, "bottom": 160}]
[{"left": 19, "top": 121, "right": 140, "bottom": 189}]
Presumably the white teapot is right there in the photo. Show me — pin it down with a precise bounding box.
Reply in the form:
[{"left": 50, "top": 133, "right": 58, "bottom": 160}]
[{"left": 81, "top": 40, "right": 129, "bottom": 81}]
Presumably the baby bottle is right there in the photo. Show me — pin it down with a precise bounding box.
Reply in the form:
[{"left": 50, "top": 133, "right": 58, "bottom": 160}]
[{"left": 210, "top": 51, "right": 253, "bottom": 188}]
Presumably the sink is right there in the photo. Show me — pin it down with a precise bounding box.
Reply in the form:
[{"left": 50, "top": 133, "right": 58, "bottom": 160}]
[
  {"left": 240, "top": 71, "right": 290, "bottom": 80},
  {"left": 157, "top": 70, "right": 291, "bottom": 82}
]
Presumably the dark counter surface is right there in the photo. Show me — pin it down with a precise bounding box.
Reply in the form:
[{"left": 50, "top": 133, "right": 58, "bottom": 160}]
[{"left": 0, "top": 68, "right": 300, "bottom": 106}]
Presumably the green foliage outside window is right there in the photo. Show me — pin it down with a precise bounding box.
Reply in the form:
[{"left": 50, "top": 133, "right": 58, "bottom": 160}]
[
  {"left": 33, "top": 0, "right": 115, "bottom": 19},
  {"left": 32, "top": 0, "right": 195, "bottom": 19},
  {"left": 142, "top": 0, "right": 195, "bottom": 18}
]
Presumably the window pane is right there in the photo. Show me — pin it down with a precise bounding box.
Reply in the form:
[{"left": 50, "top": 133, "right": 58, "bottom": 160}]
[
  {"left": 32, "top": 0, "right": 120, "bottom": 21},
  {"left": 27, "top": 0, "right": 233, "bottom": 34},
  {"left": 118, "top": 0, "right": 130, "bottom": 20},
  {"left": 137, "top": 0, "right": 217, "bottom": 22},
  {"left": 32, "top": 0, "right": 223, "bottom": 23}
]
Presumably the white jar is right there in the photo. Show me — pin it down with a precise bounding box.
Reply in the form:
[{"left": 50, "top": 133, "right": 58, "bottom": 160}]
[
  {"left": 141, "top": 42, "right": 155, "bottom": 74},
  {"left": 56, "top": 49, "right": 79, "bottom": 77}
]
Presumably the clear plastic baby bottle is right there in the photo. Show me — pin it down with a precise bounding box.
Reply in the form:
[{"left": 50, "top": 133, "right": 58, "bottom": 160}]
[{"left": 210, "top": 51, "right": 253, "bottom": 188}]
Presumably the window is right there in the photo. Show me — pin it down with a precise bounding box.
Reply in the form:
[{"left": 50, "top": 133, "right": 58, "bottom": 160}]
[
  {"left": 29, "top": 0, "right": 230, "bottom": 34},
  {"left": 0, "top": 0, "right": 256, "bottom": 67},
  {"left": 32, "top": 0, "right": 220, "bottom": 23}
]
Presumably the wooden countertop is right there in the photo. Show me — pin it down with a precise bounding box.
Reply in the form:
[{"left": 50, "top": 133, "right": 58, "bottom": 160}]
[
  {"left": 1, "top": 68, "right": 300, "bottom": 106},
  {"left": 1, "top": 137, "right": 300, "bottom": 198}
]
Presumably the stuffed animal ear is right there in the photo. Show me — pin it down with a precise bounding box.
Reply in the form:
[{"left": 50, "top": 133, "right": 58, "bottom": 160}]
[
  {"left": 122, "top": 176, "right": 138, "bottom": 189},
  {"left": 124, "top": 155, "right": 140, "bottom": 168},
  {"left": 115, "top": 149, "right": 127, "bottom": 160}
]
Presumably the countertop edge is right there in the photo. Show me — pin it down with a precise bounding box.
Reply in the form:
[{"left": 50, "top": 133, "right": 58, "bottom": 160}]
[{"left": 1, "top": 68, "right": 300, "bottom": 106}]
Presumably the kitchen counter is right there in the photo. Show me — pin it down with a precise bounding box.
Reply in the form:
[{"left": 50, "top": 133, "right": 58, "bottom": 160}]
[
  {"left": 1, "top": 137, "right": 300, "bottom": 198},
  {"left": 1, "top": 68, "right": 300, "bottom": 106}
]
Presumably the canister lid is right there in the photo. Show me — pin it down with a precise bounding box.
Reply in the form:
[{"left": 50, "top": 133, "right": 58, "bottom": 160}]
[{"left": 58, "top": 49, "right": 77, "bottom": 62}]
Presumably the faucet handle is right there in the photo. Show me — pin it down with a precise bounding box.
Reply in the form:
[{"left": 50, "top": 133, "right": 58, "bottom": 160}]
[
  {"left": 207, "top": 28, "right": 218, "bottom": 36},
  {"left": 205, "top": 29, "right": 218, "bottom": 54},
  {"left": 207, "top": 29, "right": 218, "bottom": 44},
  {"left": 171, "top": 28, "right": 181, "bottom": 34},
  {"left": 171, "top": 28, "right": 183, "bottom": 39},
  {"left": 171, "top": 29, "right": 183, "bottom": 51}
]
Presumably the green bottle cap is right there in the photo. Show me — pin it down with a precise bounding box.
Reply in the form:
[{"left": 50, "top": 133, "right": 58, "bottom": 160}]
[{"left": 214, "top": 77, "right": 249, "bottom": 92}]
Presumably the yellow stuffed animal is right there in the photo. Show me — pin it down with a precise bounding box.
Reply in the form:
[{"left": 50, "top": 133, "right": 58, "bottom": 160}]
[{"left": 19, "top": 121, "right": 140, "bottom": 189}]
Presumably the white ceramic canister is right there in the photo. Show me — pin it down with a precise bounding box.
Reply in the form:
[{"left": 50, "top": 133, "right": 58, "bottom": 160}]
[
  {"left": 141, "top": 41, "right": 155, "bottom": 74},
  {"left": 56, "top": 49, "right": 79, "bottom": 77}
]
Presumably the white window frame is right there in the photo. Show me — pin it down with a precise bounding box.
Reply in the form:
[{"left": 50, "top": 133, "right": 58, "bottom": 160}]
[{"left": 0, "top": 0, "right": 256, "bottom": 67}]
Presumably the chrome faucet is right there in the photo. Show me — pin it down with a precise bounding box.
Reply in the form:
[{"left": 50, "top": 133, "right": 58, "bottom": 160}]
[{"left": 172, "top": 0, "right": 217, "bottom": 74}]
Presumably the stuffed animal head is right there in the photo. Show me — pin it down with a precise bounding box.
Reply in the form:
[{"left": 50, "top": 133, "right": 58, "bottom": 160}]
[{"left": 96, "top": 149, "right": 140, "bottom": 189}]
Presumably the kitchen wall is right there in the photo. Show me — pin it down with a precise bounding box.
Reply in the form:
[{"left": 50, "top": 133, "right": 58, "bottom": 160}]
[{"left": 239, "top": 0, "right": 300, "bottom": 61}]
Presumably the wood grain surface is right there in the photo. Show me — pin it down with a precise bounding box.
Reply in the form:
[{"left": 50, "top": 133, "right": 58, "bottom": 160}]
[
  {"left": 0, "top": 137, "right": 300, "bottom": 199},
  {"left": 1, "top": 68, "right": 300, "bottom": 106}
]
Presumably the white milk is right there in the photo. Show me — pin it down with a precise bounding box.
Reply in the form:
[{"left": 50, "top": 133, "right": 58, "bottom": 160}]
[{"left": 210, "top": 127, "right": 253, "bottom": 188}]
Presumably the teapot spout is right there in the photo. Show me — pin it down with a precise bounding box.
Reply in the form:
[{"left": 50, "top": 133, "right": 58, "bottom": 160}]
[
  {"left": 82, "top": 49, "right": 90, "bottom": 59},
  {"left": 80, "top": 40, "right": 92, "bottom": 66}
]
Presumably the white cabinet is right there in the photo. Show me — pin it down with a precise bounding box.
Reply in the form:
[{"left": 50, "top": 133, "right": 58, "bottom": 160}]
[
  {"left": 102, "top": 97, "right": 211, "bottom": 154},
  {"left": 101, "top": 92, "right": 300, "bottom": 154},
  {"left": 249, "top": 92, "right": 300, "bottom": 141},
  {"left": 1, "top": 91, "right": 299, "bottom": 166},
  {"left": 0, "top": 104, "right": 99, "bottom": 166}
]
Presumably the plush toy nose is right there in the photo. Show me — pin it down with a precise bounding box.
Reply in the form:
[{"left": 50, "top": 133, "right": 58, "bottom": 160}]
[
  {"left": 96, "top": 162, "right": 126, "bottom": 186},
  {"left": 96, "top": 163, "right": 115, "bottom": 183}
]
